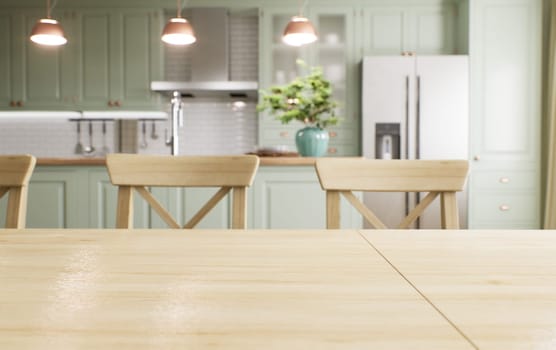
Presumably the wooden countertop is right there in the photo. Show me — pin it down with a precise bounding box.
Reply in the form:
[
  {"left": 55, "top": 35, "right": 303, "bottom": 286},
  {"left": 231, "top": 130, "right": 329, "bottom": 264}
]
[{"left": 36, "top": 157, "right": 321, "bottom": 166}]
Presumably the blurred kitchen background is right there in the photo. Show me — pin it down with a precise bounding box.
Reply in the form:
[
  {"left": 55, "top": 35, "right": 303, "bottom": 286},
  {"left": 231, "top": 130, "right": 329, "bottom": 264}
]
[{"left": 0, "top": 8, "right": 259, "bottom": 157}]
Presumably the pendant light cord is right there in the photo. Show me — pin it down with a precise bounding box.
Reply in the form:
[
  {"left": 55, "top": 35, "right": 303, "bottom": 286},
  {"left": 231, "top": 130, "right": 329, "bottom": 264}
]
[
  {"left": 298, "top": 0, "right": 308, "bottom": 16},
  {"left": 46, "top": 0, "right": 59, "bottom": 19}
]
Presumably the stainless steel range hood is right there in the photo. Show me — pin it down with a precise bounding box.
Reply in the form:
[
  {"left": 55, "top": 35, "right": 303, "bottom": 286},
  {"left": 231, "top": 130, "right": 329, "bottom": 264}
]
[{"left": 151, "top": 8, "right": 258, "bottom": 100}]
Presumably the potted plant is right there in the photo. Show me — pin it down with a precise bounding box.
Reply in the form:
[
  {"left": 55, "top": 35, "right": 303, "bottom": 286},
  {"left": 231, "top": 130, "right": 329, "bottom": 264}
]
[{"left": 257, "top": 60, "right": 340, "bottom": 157}]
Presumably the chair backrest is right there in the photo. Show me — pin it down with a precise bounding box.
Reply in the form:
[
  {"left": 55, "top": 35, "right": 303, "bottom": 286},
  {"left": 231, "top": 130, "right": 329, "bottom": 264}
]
[
  {"left": 106, "top": 154, "right": 260, "bottom": 229},
  {"left": 315, "top": 158, "right": 469, "bottom": 229},
  {"left": 0, "top": 155, "right": 36, "bottom": 228}
]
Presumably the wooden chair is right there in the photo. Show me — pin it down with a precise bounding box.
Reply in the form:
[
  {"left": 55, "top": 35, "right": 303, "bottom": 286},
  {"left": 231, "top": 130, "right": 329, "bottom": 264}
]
[
  {"left": 315, "top": 159, "right": 469, "bottom": 229},
  {"left": 0, "top": 155, "right": 36, "bottom": 228},
  {"left": 106, "top": 154, "right": 259, "bottom": 229}
]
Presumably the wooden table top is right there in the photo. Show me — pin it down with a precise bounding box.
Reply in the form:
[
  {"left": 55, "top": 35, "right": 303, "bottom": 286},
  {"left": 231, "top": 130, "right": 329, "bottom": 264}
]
[
  {"left": 361, "top": 229, "right": 556, "bottom": 350},
  {"left": 1, "top": 229, "right": 555, "bottom": 349}
]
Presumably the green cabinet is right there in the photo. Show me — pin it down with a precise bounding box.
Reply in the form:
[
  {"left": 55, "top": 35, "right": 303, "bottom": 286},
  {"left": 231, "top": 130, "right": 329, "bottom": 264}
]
[
  {"left": 252, "top": 166, "right": 361, "bottom": 229},
  {"left": 3, "top": 165, "right": 362, "bottom": 229},
  {"left": 76, "top": 9, "right": 163, "bottom": 110},
  {"left": 0, "top": 166, "right": 87, "bottom": 228},
  {"left": 0, "top": 7, "right": 163, "bottom": 111},
  {"left": 360, "top": 3, "right": 457, "bottom": 56},
  {"left": 258, "top": 6, "right": 359, "bottom": 156},
  {"left": 0, "top": 9, "right": 77, "bottom": 110},
  {"left": 467, "top": 0, "right": 542, "bottom": 228}
]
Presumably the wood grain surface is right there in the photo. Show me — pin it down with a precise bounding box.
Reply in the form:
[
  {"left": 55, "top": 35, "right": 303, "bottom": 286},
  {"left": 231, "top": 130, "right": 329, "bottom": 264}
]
[
  {"left": 0, "top": 229, "right": 471, "bottom": 349},
  {"left": 361, "top": 229, "right": 556, "bottom": 350}
]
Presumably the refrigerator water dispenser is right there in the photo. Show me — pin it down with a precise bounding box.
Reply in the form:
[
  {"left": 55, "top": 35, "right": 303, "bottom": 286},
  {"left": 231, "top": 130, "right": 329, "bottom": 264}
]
[{"left": 375, "top": 123, "right": 400, "bottom": 159}]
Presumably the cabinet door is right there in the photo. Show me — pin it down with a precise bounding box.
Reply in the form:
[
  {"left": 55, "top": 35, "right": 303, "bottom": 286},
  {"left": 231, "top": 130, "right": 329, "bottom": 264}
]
[
  {"left": 252, "top": 166, "right": 361, "bottom": 229},
  {"left": 8, "top": 167, "right": 88, "bottom": 228},
  {"left": 258, "top": 6, "right": 310, "bottom": 133},
  {"left": 0, "top": 10, "right": 76, "bottom": 110},
  {"left": 88, "top": 168, "right": 150, "bottom": 228},
  {"left": 78, "top": 10, "right": 112, "bottom": 108},
  {"left": 111, "top": 10, "right": 163, "bottom": 109},
  {"left": 0, "top": 11, "right": 21, "bottom": 109},
  {"left": 311, "top": 7, "right": 359, "bottom": 156},
  {"left": 468, "top": 0, "right": 542, "bottom": 228},
  {"left": 78, "top": 9, "right": 162, "bottom": 110},
  {"left": 362, "top": 4, "right": 456, "bottom": 55}
]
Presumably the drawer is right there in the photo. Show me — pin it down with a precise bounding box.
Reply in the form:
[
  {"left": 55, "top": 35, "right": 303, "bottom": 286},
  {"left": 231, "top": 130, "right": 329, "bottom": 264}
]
[
  {"left": 325, "top": 143, "right": 358, "bottom": 157},
  {"left": 261, "top": 127, "right": 298, "bottom": 142},
  {"left": 472, "top": 170, "right": 538, "bottom": 191},
  {"left": 470, "top": 192, "right": 540, "bottom": 228},
  {"left": 262, "top": 126, "right": 357, "bottom": 143}
]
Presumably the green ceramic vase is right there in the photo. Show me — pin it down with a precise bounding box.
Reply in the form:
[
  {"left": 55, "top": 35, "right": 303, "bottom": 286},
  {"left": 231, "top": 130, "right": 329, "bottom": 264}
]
[{"left": 295, "top": 126, "right": 329, "bottom": 157}]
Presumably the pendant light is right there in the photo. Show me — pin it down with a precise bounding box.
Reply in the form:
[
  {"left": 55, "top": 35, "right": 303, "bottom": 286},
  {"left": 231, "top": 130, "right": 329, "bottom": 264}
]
[
  {"left": 161, "top": 0, "right": 196, "bottom": 45},
  {"left": 30, "top": 0, "right": 67, "bottom": 46},
  {"left": 282, "top": 0, "right": 317, "bottom": 46}
]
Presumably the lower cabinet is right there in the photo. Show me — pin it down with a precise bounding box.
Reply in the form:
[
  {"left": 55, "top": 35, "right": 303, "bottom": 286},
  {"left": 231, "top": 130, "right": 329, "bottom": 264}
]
[
  {"left": 3, "top": 165, "right": 362, "bottom": 229},
  {"left": 251, "top": 166, "right": 361, "bottom": 229}
]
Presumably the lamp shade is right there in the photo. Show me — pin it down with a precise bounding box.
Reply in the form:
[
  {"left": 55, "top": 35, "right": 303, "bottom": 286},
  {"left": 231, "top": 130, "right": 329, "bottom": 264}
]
[
  {"left": 30, "top": 18, "right": 67, "bottom": 46},
  {"left": 161, "top": 18, "right": 196, "bottom": 45},
  {"left": 282, "top": 16, "right": 317, "bottom": 46}
]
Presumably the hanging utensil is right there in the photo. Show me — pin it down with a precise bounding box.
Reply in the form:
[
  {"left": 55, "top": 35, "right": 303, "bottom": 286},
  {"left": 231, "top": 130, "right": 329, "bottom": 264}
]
[
  {"left": 101, "top": 120, "right": 110, "bottom": 156},
  {"left": 140, "top": 120, "right": 148, "bottom": 149},
  {"left": 84, "top": 120, "right": 96, "bottom": 155},
  {"left": 151, "top": 120, "right": 159, "bottom": 140},
  {"left": 74, "top": 120, "right": 84, "bottom": 154}
]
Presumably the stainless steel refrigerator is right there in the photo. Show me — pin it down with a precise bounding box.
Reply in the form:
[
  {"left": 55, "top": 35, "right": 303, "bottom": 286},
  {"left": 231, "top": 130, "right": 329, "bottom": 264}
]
[{"left": 361, "top": 55, "right": 469, "bottom": 228}]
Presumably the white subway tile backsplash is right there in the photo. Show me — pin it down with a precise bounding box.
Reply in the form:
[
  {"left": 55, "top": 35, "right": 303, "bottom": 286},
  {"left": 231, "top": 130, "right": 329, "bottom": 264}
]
[{"left": 0, "top": 118, "right": 117, "bottom": 158}]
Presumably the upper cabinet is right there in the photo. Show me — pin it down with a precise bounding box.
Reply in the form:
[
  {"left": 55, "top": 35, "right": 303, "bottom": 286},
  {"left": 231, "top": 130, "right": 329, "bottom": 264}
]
[
  {"left": 361, "top": 3, "right": 457, "bottom": 56},
  {"left": 0, "top": 9, "right": 77, "bottom": 110},
  {"left": 0, "top": 6, "right": 163, "bottom": 111},
  {"left": 76, "top": 9, "right": 163, "bottom": 110}
]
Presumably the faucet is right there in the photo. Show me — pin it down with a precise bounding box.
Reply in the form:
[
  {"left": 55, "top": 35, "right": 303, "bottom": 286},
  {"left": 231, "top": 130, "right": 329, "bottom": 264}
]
[{"left": 165, "top": 91, "right": 183, "bottom": 155}]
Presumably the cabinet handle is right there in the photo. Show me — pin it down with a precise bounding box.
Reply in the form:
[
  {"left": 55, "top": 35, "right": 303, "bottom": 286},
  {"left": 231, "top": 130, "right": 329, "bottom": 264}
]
[
  {"left": 499, "top": 177, "right": 510, "bottom": 184},
  {"left": 9, "top": 100, "right": 16, "bottom": 107},
  {"left": 328, "top": 147, "right": 337, "bottom": 154},
  {"left": 114, "top": 100, "right": 121, "bottom": 107},
  {"left": 473, "top": 155, "right": 480, "bottom": 161},
  {"left": 499, "top": 205, "right": 510, "bottom": 212},
  {"left": 16, "top": 101, "right": 23, "bottom": 107},
  {"left": 108, "top": 100, "right": 114, "bottom": 107},
  {"left": 329, "top": 131, "right": 338, "bottom": 138},
  {"left": 279, "top": 131, "right": 289, "bottom": 138}
]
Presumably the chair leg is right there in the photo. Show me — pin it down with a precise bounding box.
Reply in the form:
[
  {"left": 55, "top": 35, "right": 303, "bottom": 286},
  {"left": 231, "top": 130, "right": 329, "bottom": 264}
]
[
  {"left": 116, "top": 186, "right": 134, "bottom": 229},
  {"left": 326, "top": 191, "right": 341, "bottom": 229},
  {"left": 6, "top": 186, "right": 27, "bottom": 229},
  {"left": 232, "top": 187, "right": 247, "bottom": 229},
  {"left": 441, "top": 192, "right": 459, "bottom": 229}
]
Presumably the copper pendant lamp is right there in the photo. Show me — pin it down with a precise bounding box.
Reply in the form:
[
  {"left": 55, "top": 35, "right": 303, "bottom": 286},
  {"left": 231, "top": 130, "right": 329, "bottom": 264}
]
[
  {"left": 161, "top": 0, "right": 196, "bottom": 45},
  {"left": 282, "top": 0, "right": 317, "bottom": 46},
  {"left": 30, "top": 0, "right": 67, "bottom": 46}
]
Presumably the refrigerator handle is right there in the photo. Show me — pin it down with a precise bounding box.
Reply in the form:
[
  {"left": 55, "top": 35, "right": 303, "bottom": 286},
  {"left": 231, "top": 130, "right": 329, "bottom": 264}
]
[
  {"left": 404, "top": 75, "right": 410, "bottom": 218},
  {"left": 416, "top": 75, "right": 421, "bottom": 160},
  {"left": 404, "top": 75, "right": 410, "bottom": 160},
  {"left": 416, "top": 75, "right": 422, "bottom": 227}
]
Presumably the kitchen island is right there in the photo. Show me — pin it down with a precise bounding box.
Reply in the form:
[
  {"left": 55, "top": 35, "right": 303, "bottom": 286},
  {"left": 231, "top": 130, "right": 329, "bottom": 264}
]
[{"left": 2, "top": 157, "right": 361, "bottom": 229}]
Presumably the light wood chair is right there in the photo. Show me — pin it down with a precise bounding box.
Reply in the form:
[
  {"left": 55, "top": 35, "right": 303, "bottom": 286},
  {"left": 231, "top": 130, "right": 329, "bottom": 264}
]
[
  {"left": 106, "top": 154, "right": 259, "bottom": 229},
  {"left": 0, "top": 155, "right": 36, "bottom": 229},
  {"left": 315, "top": 159, "right": 469, "bottom": 229}
]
